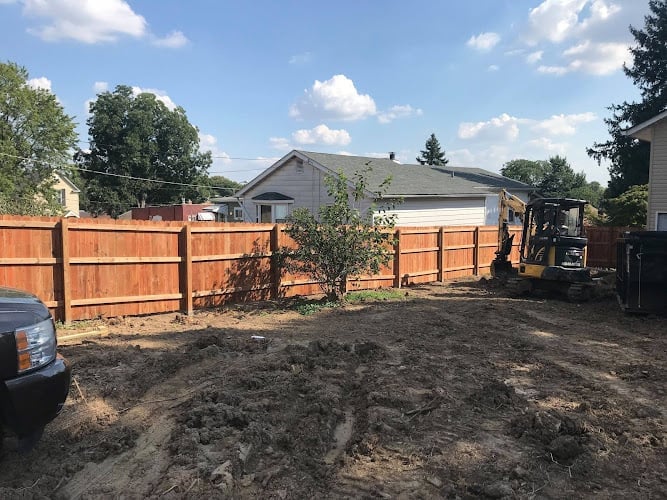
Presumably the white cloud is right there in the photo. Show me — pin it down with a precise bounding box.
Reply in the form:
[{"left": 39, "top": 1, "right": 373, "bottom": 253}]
[
  {"left": 93, "top": 81, "right": 109, "bottom": 93},
  {"left": 151, "top": 30, "right": 188, "bottom": 48},
  {"left": 525, "top": 0, "right": 588, "bottom": 44},
  {"left": 466, "top": 32, "right": 501, "bottom": 51},
  {"left": 377, "top": 105, "right": 423, "bottom": 124},
  {"left": 289, "top": 52, "right": 312, "bottom": 65},
  {"left": 533, "top": 112, "right": 597, "bottom": 135},
  {"left": 526, "top": 50, "right": 543, "bottom": 64},
  {"left": 292, "top": 124, "right": 351, "bottom": 146},
  {"left": 458, "top": 113, "right": 523, "bottom": 142},
  {"left": 22, "top": 0, "right": 147, "bottom": 43},
  {"left": 537, "top": 65, "right": 570, "bottom": 75},
  {"left": 563, "top": 40, "right": 629, "bottom": 75},
  {"left": 26, "top": 76, "right": 51, "bottom": 91},
  {"left": 527, "top": 137, "right": 568, "bottom": 153},
  {"left": 487, "top": 64, "right": 500, "bottom": 72},
  {"left": 458, "top": 111, "right": 597, "bottom": 144},
  {"left": 269, "top": 137, "right": 291, "bottom": 151},
  {"left": 131, "top": 86, "right": 177, "bottom": 110},
  {"left": 538, "top": 40, "right": 628, "bottom": 75},
  {"left": 289, "top": 74, "right": 377, "bottom": 121}
]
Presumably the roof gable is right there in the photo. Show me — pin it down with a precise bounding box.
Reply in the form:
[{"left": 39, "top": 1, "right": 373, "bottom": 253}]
[{"left": 624, "top": 109, "right": 667, "bottom": 142}]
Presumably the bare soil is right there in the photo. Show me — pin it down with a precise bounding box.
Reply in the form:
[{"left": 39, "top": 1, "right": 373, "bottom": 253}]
[{"left": 1, "top": 278, "right": 665, "bottom": 499}]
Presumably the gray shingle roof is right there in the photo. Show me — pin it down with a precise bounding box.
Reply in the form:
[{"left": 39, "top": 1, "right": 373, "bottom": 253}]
[{"left": 298, "top": 151, "right": 532, "bottom": 197}]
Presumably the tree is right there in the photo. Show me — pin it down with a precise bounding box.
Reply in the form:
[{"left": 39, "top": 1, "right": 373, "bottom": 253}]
[
  {"left": 604, "top": 184, "right": 648, "bottom": 226},
  {"left": 538, "top": 156, "right": 587, "bottom": 198},
  {"left": 416, "top": 133, "right": 449, "bottom": 166},
  {"left": 500, "top": 159, "right": 548, "bottom": 186},
  {"left": 205, "top": 175, "right": 243, "bottom": 198},
  {"left": 587, "top": 0, "right": 667, "bottom": 198},
  {"left": 279, "top": 168, "right": 397, "bottom": 301},
  {"left": 0, "top": 61, "right": 77, "bottom": 214},
  {"left": 79, "top": 85, "right": 212, "bottom": 217}
]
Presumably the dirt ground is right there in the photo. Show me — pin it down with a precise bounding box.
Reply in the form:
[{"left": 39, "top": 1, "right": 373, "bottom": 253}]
[{"left": 0, "top": 278, "right": 665, "bottom": 499}]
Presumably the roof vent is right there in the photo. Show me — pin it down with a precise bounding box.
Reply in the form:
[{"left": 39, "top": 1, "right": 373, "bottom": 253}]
[{"left": 389, "top": 152, "right": 395, "bottom": 160}]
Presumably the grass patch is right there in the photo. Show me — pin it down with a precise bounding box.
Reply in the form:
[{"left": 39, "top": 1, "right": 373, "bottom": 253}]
[{"left": 345, "top": 289, "right": 406, "bottom": 303}]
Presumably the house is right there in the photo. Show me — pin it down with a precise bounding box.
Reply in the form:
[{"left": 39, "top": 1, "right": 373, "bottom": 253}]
[
  {"left": 53, "top": 172, "right": 80, "bottom": 217},
  {"left": 234, "top": 150, "right": 533, "bottom": 226},
  {"left": 129, "top": 202, "right": 215, "bottom": 221},
  {"left": 624, "top": 109, "right": 667, "bottom": 231},
  {"left": 205, "top": 196, "right": 244, "bottom": 222}
]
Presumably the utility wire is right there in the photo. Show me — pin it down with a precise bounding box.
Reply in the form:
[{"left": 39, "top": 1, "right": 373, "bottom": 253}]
[{"left": 0, "top": 151, "right": 246, "bottom": 193}]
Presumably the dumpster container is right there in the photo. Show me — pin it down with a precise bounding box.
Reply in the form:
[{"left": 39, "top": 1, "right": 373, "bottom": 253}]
[{"left": 616, "top": 231, "right": 667, "bottom": 314}]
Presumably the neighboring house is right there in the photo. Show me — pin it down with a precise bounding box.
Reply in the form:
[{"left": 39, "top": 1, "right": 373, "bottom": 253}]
[
  {"left": 624, "top": 109, "right": 667, "bottom": 231},
  {"left": 53, "top": 172, "right": 80, "bottom": 217},
  {"left": 129, "top": 203, "right": 214, "bottom": 221},
  {"left": 206, "top": 196, "right": 244, "bottom": 222},
  {"left": 234, "top": 150, "right": 533, "bottom": 226}
]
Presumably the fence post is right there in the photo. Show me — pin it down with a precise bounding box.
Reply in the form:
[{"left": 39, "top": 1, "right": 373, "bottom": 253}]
[
  {"left": 60, "top": 219, "right": 72, "bottom": 324},
  {"left": 438, "top": 227, "right": 445, "bottom": 282},
  {"left": 473, "top": 226, "right": 480, "bottom": 276},
  {"left": 180, "top": 223, "right": 193, "bottom": 315},
  {"left": 393, "top": 228, "right": 402, "bottom": 288},
  {"left": 271, "top": 224, "right": 281, "bottom": 299}
]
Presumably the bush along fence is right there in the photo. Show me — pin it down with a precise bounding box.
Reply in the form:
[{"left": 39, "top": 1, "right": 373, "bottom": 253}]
[{"left": 0, "top": 215, "right": 622, "bottom": 322}]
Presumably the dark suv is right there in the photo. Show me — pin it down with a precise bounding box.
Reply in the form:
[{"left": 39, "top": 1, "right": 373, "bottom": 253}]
[{"left": 0, "top": 287, "right": 71, "bottom": 450}]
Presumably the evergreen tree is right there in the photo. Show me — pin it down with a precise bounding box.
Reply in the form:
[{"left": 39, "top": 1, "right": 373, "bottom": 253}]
[
  {"left": 587, "top": 0, "right": 667, "bottom": 198},
  {"left": 416, "top": 133, "right": 448, "bottom": 166}
]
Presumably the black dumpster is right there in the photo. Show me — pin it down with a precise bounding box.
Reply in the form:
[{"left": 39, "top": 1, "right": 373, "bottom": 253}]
[{"left": 616, "top": 231, "right": 667, "bottom": 314}]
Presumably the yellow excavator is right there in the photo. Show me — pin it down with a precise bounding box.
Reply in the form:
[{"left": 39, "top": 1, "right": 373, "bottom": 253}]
[{"left": 491, "top": 190, "right": 596, "bottom": 301}]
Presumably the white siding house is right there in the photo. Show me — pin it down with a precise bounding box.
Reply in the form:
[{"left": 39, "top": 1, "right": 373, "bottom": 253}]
[
  {"left": 625, "top": 110, "right": 667, "bottom": 231},
  {"left": 235, "top": 151, "right": 533, "bottom": 227}
]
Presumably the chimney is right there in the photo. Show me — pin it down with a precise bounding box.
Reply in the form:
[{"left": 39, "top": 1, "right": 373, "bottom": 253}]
[{"left": 389, "top": 152, "right": 395, "bottom": 160}]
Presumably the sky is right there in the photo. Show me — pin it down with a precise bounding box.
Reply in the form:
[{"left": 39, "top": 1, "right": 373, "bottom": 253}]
[{"left": 0, "top": 0, "right": 652, "bottom": 186}]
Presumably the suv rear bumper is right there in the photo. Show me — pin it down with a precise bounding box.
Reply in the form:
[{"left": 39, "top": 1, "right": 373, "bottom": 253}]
[{"left": 1, "top": 354, "right": 71, "bottom": 437}]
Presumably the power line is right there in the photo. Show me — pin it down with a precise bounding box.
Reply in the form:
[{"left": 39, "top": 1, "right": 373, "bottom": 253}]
[{"left": 0, "top": 151, "right": 244, "bottom": 193}]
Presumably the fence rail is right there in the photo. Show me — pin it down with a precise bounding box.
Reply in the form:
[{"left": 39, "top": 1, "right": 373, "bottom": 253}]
[{"left": 0, "top": 215, "right": 624, "bottom": 322}]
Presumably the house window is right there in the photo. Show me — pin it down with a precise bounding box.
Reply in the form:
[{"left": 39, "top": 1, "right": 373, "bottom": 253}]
[
  {"left": 56, "top": 189, "right": 66, "bottom": 206},
  {"left": 657, "top": 212, "right": 667, "bottom": 231},
  {"left": 233, "top": 207, "right": 244, "bottom": 221},
  {"left": 256, "top": 203, "right": 290, "bottom": 223}
]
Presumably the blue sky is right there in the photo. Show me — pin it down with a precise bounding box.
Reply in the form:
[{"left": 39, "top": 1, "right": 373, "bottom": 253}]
[{"left": 0, "top": 0, "right": 651, "bottom": 185}]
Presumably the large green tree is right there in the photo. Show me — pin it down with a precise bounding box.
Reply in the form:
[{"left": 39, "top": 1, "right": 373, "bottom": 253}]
[
  {"left": 205, "top": 175, "right": 243, "bottom": 198},
  {"left": 79, "top": 85, "right": 212, "bottom": 217},
  {"left": 604, "top": 184, "right": 648, "bottom": 226},
  {"left": 501, "top": 156, "right": 604, "bottom": 205},
  {"left": 500, "top": 159, "right": 548, "bottom": 186},
  {"left": 587, "top": 0, "right": 667, "bottom": 198},
  {"left": 538, "top": 156, "right": 587, "bottom": 198},
  {"left": 0, "top": 61, "right": 77, "bottom": 215},
  {"left": 416, "top": 133, "right": 449, "bottom": 166}
]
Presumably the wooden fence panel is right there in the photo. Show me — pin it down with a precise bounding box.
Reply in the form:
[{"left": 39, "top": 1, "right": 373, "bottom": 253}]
[
  {"left": 0, "top": 216, "right": 630, "bottom": 322},
  {"left": 585, "top": 226, "right": 638, "bottom": 268},
  {"left": 397, "top": 227, "right": 440, "bottom": 285}
]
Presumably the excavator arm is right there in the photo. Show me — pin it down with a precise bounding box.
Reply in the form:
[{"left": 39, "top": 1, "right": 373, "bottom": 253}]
[{"left": 491, "top": 189, "right": 526, "bottom": 276}]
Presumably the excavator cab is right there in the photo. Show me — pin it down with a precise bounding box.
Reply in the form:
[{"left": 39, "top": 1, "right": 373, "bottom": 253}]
[{"left": 513, "top": 198, "right": 593, "bottom": 300}]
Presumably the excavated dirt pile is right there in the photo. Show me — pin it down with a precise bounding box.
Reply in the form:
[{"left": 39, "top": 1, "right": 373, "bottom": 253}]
[{"left": 0, "top": 278, "right": 665, "bottom": 498}]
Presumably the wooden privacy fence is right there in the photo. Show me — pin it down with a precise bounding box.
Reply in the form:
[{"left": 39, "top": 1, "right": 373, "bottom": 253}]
[
  {"left": 585, "top": 226, "right": 640, "bottom": 268},
  {"left": 0, "top": 215, "right": 623, "bottom": 323}
]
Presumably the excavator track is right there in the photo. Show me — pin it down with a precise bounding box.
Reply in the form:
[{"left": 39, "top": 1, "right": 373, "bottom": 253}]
[
  {"left": 506, "top": 277, "right": 532, "bottom": 296},
  {"left": 567, "top": 283, "right": 592, "bottom": 302}
]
